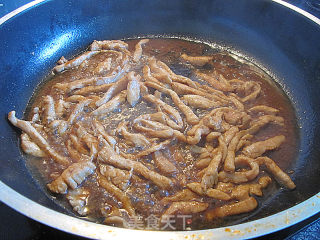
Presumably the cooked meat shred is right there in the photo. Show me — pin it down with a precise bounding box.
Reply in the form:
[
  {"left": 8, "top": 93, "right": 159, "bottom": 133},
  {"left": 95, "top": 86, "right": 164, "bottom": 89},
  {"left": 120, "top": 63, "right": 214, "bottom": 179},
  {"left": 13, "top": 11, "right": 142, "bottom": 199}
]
[
  {"left": 20, "top": 133, "right": 46, "bottom": 157},
  {"left": 47, "top": 161, "right": 96, "bottom": 194},
  {"left": 66, "top": 188, "right": 90, "bottom": 216},
  {"left": 8, "top": 38, "right": 297, "bottom": 230},
  {"left": 243, "top": 135, "right": 286, "bottom": 158},
  {"left": 161, "top": 201, "right": 209, "bottom": 219},
  {"left": 205, "top": 197, "right": 258, "bottom": 221},
  {"left": 180, "top": 53, "right": 213, "bottom": 66}
]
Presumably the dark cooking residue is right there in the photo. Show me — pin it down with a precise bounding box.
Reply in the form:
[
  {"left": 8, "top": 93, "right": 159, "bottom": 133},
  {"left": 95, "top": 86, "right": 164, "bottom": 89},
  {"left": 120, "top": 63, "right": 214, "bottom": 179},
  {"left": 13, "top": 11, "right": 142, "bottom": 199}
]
[{"left": 8, "top": 38, "right": 298, "bottom": 230}]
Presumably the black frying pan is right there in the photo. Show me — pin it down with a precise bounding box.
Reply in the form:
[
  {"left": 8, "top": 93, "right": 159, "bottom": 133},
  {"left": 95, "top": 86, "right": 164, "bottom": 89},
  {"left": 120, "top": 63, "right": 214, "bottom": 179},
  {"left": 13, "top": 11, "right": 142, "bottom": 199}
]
[{"left": 0, "top": 0, "right": 319, "bottom": 239}]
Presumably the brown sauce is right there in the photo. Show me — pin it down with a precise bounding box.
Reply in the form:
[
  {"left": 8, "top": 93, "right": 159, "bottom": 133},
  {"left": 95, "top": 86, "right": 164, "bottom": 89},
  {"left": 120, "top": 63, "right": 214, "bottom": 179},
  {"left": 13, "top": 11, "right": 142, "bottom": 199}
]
[{"left": 22, "top": 38, "right": 298, "bottom": 230}]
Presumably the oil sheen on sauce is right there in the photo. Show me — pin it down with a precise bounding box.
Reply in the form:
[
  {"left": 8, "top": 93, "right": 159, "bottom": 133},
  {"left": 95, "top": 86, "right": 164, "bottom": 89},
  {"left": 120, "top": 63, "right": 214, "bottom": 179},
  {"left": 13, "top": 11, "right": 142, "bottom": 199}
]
[{"left": 24, "top": 38, "right": 299, "bottom": 230}]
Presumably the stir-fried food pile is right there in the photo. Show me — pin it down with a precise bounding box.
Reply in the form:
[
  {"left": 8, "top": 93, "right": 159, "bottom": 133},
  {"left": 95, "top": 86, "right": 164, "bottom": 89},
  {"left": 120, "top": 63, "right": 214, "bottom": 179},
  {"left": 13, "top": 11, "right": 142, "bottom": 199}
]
[{"left": 8, "top": 39, "right": 297, "bottom": 230}]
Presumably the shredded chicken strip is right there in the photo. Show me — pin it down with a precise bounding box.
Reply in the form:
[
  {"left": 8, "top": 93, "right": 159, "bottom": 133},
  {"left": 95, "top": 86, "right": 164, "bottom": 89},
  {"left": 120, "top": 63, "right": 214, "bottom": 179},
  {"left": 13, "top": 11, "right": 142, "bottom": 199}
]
[
  {"left": 20, "top": 133, "right": 46, "bottom": 157},
  {"left": 181, "top": 95, "right": 222, "bottom": 109},
  {"left": 236, "top": 134, "right": 253, "bottom": 151},
  {"left": 248, "top": 105, "right": 279, "bottom": 115},
  {"left": 131, "top": 139, "right": 171, "bottom": 159},
  {"left": 53, "top": 51, "right": 99, "bottom": 73},
  {"left": 190, "top": 145, "right": 208, "bottom": 154},
  {"left": 206, "top": 131, "right": 222, "bottom": 143},
  {"left": 195, "top": 157, "right": 212, "bottom": 169},
  {"left": 229, "top": 94, "right": 245, "bottom": 111},
  {"left": 224, "top": 114, "right": 284, "bottom": 173},
  {"left": 73, "top": 83, "right": 112, "bottom": 96},
  {"left": 243, "top": 135, "right": 286, "bottom": 158},
  {"left": 42, "top": 95, "right": 56, "bottom": 124},
  {"left": 100, "top": 165, "right": 132, "bottom": 191},
  {"left": 145, "top": 81, "right": 199, "bottom": 125},
  {"left": 66, "top": 139, "right": 90, "bottom": 162},
  {"left": 94, "top": 57, "right": 112, "bottom": 74},
  {"left": 67, "top": 99, "right": 91, "bottom": 124},
  {"left": 196, "top": 72, "right": 233, "bottom": 92},
  {"left": 143, "top": 65, "right": 165, "bottom": 85},
  {"left": 134, "top": 112, "right": 181, "bottom": 131},
  {"left": 187, "top": 108, "right": 227, "bottom": 135},
  {"left": 223, "top": 109, "right": 250, "bottom": 127},
  {"left": 57, "top": 56, "right": 67, "bottom": 65},
  {"left": 202, "top": 111, "right": 225, "bottom": 132},
  {"left": 255, "top": 157, "right": 296, "bottom": 189},
  {"left": 186, "top": 107, "right": 232, "bottom": 144},
  {"left": 201, "top": 136, "right": 227, "bottom": 190},
  {"left": 66, "top": 95, "right": 87, "bottom": 103},
  {"left": 153, "top": 150, "right": 177, "bottom": 175},
  {"left": 116, "top": 121, "right": 150, "bottom": 149},
  {"left": 91, "top": 91, "right": 127, "bottom": 116},
  {"left": 55, "top": 99, "right": 68, "bottom": 118},
  {"left": 156, "top": 60, "right": 198, "bottom": 88},
  {"left": 47, "top": 161, "right": 96, "bottom": 194},
  {"left": 229, "top": 176, "right": 272, "bottom": 200},
  {"left": 66, "top": 188, "right": 90, "bottom": 216},
  {"left": 223, "top": 126, "right": 239, "bottom": 145},
  {"left": 133, "top": 119, "right": 174, "bottom": 138},
  {"left": 172, "top": 82, "right": 220, "bottom": 102},
  {"left": 96, "top": 74, "right": 129, "bottom": 107},
  {"left": 76, "top": 124, "right": 99, "bottom": 161},
  {"left": 199, "top": 85, "right": 230, "bottom": 103},
  {"left": 98, "top": 173, "right": 135, "bottom": 216},
  {"left": 250, "top": 115, "right": 284, "bottom": 127},
  {"left": 98, "top": 144, "right": 173, "bottom": 189},
  {"left": 241, "top": 81, "right": 261, "bottom": 102},
  {"left": 148, "top": 58, "right": 173, "bottom": 85},
  {"left": 8, "top": 111, "right": 70, "bottom": 165},
  {"left": 54, "top": 69, "right": 125, "bottom": 93},
  {"left": 133, "top": 39, "right": 149, "bottom": 62},
  {"left": 126, "top": 71, "right": 141, "bottom": 107},
  {"left": 55, "top": 99, "right": 92, "bottom": 134},
  {"left": 186, "top": 125, "right": 210, "bottom": 145},
  {"left": 199, "top": 149, "right": 213, "bottom": 159},
  {"left": 31, "top": 107, "right": 40, "bottom": 123},
  {"left": 180, "top": 53, "right": 213, "bottom": 66},
  {"left": 90, "top": 40, "right": 128, "bottom": 51},
  {"left": 187, "top": 182, "right": 231, "bottom": 200},
  {"left": 93, "top": 121, "right": 117, "bottom": 149},
  {"left": 70, "top": 134, "right": 89, "bottom": 155},
  {"left": 205, "top": 197, "right": 258, "bottom": 221},
  {"left": 143, "top": 94, "right": 183, "bottom": 129},
  {"left": 161, "top": 201, "right": 209, "bottom": 219},
  {"left": 219, "top": 156, "right": 260, "bottom": 183},
  {"left": 161, "top": 189, "right": 198, "bottom": 204}
]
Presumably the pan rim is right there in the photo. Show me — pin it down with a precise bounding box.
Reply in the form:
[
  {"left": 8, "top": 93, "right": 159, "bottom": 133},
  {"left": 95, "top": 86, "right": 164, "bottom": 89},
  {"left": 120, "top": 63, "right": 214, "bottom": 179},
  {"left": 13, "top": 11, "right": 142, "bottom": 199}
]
[
  {"left": 0, "top": 0, "right": 47, "bottom": 25},
  {"left": 0, "top": 0, "right": 320, "bottom": 238},
  {"left": 1, "top": 181, "right": 319, "bottom": 239},
  {"left": 272, "top": 0, "right": 320, "bottom": 24},
  {"left": 1, "top": 0, "right": 320, "bottom": 26}
]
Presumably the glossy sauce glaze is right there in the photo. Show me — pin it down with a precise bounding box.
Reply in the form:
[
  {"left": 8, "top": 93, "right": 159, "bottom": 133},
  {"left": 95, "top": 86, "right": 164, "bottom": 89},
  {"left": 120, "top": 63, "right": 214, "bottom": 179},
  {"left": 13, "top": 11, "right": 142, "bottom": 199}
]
[{"left": 21, "top": 38, "right": 298, "bottom": 230}]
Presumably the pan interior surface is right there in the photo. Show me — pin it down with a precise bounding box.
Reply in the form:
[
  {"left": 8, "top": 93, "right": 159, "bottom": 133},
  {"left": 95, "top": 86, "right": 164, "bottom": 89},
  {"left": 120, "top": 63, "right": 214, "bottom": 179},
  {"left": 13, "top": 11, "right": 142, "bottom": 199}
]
[
  {"left": 0, "top": 0, "right": 319, "bottom": 238},
  {"left": 22, "top": 36, "right": 300, "bottom": 230}
]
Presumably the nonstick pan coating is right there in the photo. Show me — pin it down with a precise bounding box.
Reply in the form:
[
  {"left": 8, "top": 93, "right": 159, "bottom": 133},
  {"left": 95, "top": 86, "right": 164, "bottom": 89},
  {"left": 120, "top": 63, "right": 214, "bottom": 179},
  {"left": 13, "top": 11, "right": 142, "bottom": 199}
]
[{"left": 0, "top": 0, "right": 319, "bottom": 238}]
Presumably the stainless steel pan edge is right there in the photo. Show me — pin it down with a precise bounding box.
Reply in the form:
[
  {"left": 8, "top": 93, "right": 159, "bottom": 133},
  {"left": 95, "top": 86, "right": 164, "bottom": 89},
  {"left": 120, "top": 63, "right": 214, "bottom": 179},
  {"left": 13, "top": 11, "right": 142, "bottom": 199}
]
[
  {"left": 1, "top": 181, "right": 319, "bottom": 239},
  {"left": 0, "top": 0, "right": 320, "bottom": 239}
]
